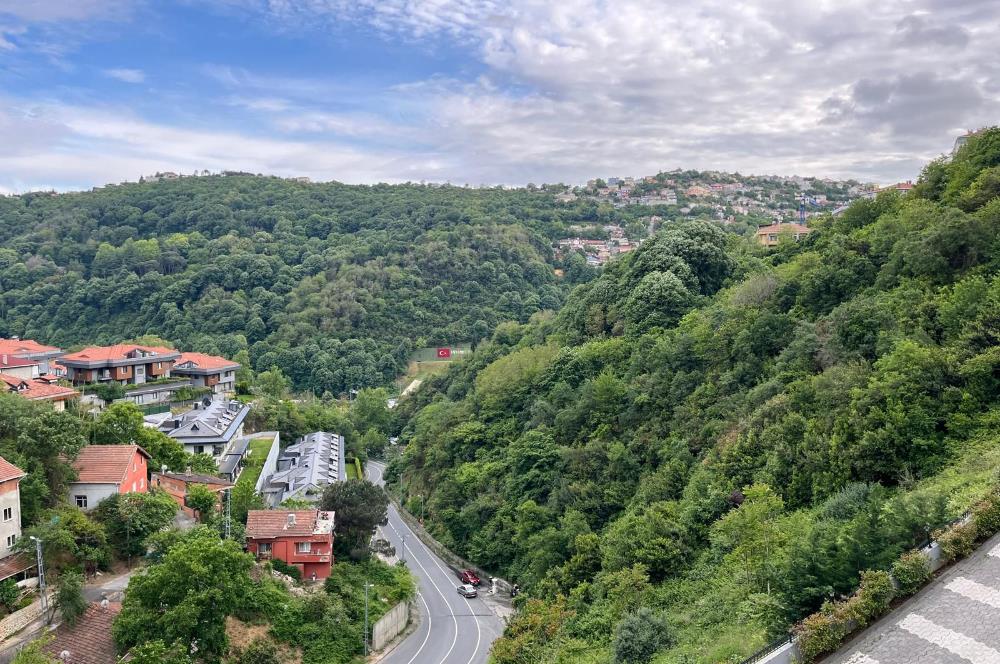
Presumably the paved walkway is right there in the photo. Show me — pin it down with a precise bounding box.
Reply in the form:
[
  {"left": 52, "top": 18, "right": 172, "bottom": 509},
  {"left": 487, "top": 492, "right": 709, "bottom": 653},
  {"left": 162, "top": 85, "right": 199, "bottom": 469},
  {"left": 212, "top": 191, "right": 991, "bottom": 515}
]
[{"left": 828, "top": 532, "right": 1000, "bottom": 664}]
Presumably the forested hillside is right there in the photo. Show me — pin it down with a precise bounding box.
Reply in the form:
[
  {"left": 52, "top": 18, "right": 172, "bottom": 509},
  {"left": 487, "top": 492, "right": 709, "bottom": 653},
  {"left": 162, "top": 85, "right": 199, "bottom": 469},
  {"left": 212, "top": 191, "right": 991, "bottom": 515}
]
[
  {"left": 0, "top": 177, "right": 609, "bottom": 394},
  {"left": 388, "top": 128, "right": 1000, "bottom": 663}
]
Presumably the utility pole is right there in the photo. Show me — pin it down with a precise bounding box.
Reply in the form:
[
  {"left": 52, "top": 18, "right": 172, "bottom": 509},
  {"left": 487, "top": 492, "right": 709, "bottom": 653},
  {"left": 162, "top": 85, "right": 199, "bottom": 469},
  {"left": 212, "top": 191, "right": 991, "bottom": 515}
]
[
  {"left": 419, "top": 494, "right": 424, "bottom": 524},
  {"left": 30, "top": 536, "right": 46, "bottom": 617}
]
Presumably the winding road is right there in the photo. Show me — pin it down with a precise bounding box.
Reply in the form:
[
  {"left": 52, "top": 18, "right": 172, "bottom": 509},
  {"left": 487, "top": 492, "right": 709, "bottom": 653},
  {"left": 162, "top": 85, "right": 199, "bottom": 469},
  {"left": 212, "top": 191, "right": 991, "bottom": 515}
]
[{"left": 367, "top": 461, "right": 504, "bottom": 664}]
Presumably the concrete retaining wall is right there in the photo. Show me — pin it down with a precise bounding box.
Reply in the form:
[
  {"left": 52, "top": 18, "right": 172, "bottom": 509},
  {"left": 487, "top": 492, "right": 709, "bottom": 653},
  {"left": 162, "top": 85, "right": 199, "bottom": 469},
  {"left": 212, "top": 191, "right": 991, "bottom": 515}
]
[{"left": 372, "top": 601, "right": 410, "bottom": 652}]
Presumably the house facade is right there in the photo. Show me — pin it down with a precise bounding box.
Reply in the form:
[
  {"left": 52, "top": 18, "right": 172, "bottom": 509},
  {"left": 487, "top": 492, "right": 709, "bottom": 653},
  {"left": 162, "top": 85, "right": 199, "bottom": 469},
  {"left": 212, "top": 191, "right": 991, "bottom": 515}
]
[
  {"left": 69, "top": 445, "right": 150, "bottom": 511},
  {"left": 0, "top": 457, "right": 25, "bottom": 558},
  {"left": 0, "top": 372, "right": 79, "bottom": 411},
  {"left": 246, "top": 510, "right": 335, "bottom": 580},
  {"left": 756, "top": 222, "right": 812, "bottom": 247},
  {"left": 171, "top": 352, "right": 240, "bottom": 395},
  {"left": 158, "top": 398, "right": 251, "bottom": 471},
  {"left": 60, "top": 344, "right": 180, "bottom": 387},
  {"left": 152, "top": 471, "right": 233, "bottom": 518},
  {"left": 0, "top": 338, "right": 63, "bottom": 374}
]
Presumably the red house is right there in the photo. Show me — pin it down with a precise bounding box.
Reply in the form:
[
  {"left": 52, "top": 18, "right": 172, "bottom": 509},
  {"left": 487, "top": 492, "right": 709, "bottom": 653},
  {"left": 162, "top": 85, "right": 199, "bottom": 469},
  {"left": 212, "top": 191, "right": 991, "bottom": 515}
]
[
  {"left": 245, "top": 510, "right": 334, "bottom": 580},
  {"left": 69, "top": 445, "right": 150, "bottom": 511}
]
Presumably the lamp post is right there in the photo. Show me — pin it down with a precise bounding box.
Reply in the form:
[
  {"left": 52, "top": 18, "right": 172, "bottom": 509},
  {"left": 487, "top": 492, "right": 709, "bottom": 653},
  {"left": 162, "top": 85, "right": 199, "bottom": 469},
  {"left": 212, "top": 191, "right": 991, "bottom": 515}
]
[
  {"left": 400, "top": 534, "right": 406, "bottom": 564},
  {"left": 30, "top": 536, "right": 46, "bottom": 616},
  {"left": 418, "top": 494, "right": 424, "bottom": 524},
  {"left": 363, "top": 581, "right": 374, "bottom": 655}
]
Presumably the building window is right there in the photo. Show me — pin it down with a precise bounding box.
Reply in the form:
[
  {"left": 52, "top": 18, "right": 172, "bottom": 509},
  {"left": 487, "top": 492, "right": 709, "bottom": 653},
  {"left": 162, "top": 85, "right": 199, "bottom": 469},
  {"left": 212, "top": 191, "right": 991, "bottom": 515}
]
[
  {"left": 157, "top": 362, "right": 162, "bottom": 369},
  {"left": 296, "top": 541, "right": 311, "bottom": 553},
  {"left": 2, "top": 507, "right": 11, "bottom": 521},
  {"left": 75, "top": 495, "right": 88, "bottom": 508},
  {"left": 195, "top": 445, "right": 204, "bottom": 454},
  {"left": 213, "top": 445, "right": 224, "bottom": 457},
  {"left": 5, "top": 534, "right": 14, "bottom": 548},
  {"left": 257, "top": 542, "right": 272, "bottom": 559}
]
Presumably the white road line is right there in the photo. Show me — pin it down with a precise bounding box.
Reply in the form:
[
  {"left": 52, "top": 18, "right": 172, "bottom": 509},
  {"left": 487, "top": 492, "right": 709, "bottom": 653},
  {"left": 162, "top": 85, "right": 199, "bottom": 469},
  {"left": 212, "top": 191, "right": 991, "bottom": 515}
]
[
  {"left": 945, "top": 576, "right": 1000, "bottom": 609},
  {"left": 844, "top": 654, "right": 880, "bottom": 664},
  {"left": 898, "top": 613, "right": 1000, "bottom": 664},
  {"left": 403, "top": 591, "right": 433, "bottom": 664},
  {"left": 989, "top": 542, "right": 1000, "bottom": 559}
]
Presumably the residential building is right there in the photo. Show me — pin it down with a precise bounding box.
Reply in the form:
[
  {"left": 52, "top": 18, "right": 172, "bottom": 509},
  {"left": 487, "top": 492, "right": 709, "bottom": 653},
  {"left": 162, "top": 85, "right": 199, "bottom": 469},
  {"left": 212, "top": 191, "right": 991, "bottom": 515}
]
[
  {"left": 756, "top": 222, "right": 812, "bottom": 247},
  {"left": 0, "top": 338, "right": 63, "bottom": 374},
  {"left": 152, "top": 470, "right": 233, "bottom": 518},
  {"left": 0, "top": 355, "right": 40, "bottom": 380},
  {"left": 0, "top": 373, "right": 78, "bottom": 411},
  {"left": 69, "top": 445, "right": 150, "bottom": 511},
  {"left": 261, "top": 432, "right": 345, "bottom": 507},
  {"left": 42, "top": 601, "right": 122, "bottom": 664},
  {"left": 170, "top": 352, "right": 240, "bottom": 395},
  {"left": 246, "top": 510, "right": 335, "bottom": 580},
  {"left": 0, "top": 457, "right": 25, "bottom": 558},
  {"left": 158, "top": 397, "right": 250, "bottom": 464},
  {"left": 60, "top": 344, "right": 180, "bottom": 387}
]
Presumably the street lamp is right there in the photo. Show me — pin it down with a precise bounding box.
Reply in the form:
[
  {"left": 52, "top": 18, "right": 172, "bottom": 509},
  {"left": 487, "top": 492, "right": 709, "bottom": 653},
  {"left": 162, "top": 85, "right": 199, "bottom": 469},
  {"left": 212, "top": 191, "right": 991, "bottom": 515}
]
[
  {"left": 29, "top": 536, "right": 46, "bottom": 616},
  {"left": 418, "top": 494, "right": 424, "bottom": 524},
  {"left": 400, "top": 534, "right": 406, "bottom": 564}
]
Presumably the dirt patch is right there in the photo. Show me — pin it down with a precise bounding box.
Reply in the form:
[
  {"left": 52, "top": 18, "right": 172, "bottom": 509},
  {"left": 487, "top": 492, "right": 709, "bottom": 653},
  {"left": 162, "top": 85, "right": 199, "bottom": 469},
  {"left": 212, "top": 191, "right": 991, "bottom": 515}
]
[{"left": 226, "top": 616, "right": 302, "bottom": 664}]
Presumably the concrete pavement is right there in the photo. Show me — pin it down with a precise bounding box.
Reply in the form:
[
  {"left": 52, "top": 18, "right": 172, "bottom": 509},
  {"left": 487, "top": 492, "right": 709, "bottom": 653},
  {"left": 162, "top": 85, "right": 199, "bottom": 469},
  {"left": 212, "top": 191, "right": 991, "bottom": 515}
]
[{"left": 367, "top": 461, "right": 505, "bottom": 664}]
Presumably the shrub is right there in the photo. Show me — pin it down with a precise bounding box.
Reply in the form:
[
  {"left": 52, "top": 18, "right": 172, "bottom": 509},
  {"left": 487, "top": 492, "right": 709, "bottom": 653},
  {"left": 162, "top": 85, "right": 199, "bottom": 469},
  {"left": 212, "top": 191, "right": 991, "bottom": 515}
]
[
  {"left": 794, "top": 606, "right": 850, "bottom": 663},
  {"left": 972, "top": 489, "right": 1000, "bottom": 538},
  {"left": 849, "top": 570, "right": 894, "bottom": 626},
  {"left": 891, "top": 551, "right": 931, "bottom": 595},
  {"left": 935, "top": 520, "right": 978, "bottom": 563},
  {"left": 56, "top": 572, "right": 88, "bottom": 627},
  {"left": 0, "top": 579, "right": 20, "bottom": 612},
  {"left": 270, "top": 558, "right": 302, "bottom": 581},
  {"left": 611, "top": 607, "right": 674, "bottom": 664}
]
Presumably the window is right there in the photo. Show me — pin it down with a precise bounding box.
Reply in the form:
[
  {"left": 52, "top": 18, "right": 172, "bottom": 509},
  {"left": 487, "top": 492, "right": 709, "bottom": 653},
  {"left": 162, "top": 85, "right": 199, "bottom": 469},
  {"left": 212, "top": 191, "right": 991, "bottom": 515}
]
[
  {"left": 157, "top": 362, "right": 162, "bottom": 369},
  {"left": 2, "top": 507, "right": 11, "bottom": 521},
  {"left": 213, "top": 445, "right": 224, "bottom": 457},
  {"left": 5, "top": 534, "right": 14, "bottom": 548},
  {"left": 195, "top": 445, "right": 204, "bottom": 454},
  {"left": 136, "top": 365, "right": 144, "bottom": 375},
  {"left": 75, "top": 495, "right": 88, "bottom": 508},
  {"left": 296, "top": 542, "right": 312, "bottom": 553}
]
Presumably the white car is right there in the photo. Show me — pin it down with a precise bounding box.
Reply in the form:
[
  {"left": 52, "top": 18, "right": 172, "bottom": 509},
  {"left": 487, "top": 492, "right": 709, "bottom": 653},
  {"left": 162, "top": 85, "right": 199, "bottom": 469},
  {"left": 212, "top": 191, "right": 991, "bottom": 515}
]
[{"left": 457, "top": 584, "right": 478, "bottom": 598}]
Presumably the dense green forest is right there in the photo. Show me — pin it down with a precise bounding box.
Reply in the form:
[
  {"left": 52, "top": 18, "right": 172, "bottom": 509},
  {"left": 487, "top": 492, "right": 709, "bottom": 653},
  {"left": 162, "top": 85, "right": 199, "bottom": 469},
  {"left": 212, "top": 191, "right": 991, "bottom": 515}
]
[
  {"left": 0, "top": 177, "right": 612, "bottom": 394},
  {"left": 388, "top": 128, "right": 1000, "bottom": 663}
]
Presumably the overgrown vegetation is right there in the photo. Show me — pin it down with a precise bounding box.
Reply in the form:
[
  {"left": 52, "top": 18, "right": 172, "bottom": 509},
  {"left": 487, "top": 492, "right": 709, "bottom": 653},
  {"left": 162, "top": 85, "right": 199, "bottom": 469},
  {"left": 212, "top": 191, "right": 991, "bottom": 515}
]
[{"left": 388, "top": 128, "right": 1000, "bottom": 662}]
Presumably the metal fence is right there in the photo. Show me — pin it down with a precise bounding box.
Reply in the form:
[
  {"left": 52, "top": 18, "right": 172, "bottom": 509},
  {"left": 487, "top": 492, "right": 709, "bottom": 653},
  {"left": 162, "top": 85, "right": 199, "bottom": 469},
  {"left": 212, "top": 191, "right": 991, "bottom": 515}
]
[{"left": 740, "top": 634, "right": 794, "bottom": 664}]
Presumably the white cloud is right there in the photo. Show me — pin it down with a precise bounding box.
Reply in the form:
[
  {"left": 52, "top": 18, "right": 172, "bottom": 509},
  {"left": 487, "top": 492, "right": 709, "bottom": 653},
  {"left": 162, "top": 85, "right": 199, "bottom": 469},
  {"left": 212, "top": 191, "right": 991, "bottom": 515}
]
[
  {"left": 104, "top": 67, "right": 145, "bottom": 83},
  {"left": 0, "top": 0, "right": 133, "bottom": 22}
]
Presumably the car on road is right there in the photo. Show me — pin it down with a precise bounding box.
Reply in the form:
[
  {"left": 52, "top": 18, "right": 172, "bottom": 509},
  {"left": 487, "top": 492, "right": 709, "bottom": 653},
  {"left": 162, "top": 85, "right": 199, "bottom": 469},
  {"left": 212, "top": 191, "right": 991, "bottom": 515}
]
[
  {"left": 457, "top": 584, "right": 478, "bottom": 598},
  {"left": 459, "top": 569, "right": 481, "bottom": 586}
]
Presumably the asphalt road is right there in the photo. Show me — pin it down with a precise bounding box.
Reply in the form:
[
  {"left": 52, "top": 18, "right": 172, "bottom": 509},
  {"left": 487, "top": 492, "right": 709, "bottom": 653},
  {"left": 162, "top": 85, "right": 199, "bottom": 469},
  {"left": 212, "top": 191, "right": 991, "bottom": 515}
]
[{"left": 367, "top": 461, "right": 504, "bottom": 664}]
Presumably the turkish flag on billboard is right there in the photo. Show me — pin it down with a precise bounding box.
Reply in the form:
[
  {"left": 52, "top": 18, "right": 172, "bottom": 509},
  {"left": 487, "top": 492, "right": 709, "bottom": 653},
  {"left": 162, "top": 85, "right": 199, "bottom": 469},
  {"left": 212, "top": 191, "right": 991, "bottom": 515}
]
[{"left": 436, "top": 347, "right": 452, "bottom": 358}]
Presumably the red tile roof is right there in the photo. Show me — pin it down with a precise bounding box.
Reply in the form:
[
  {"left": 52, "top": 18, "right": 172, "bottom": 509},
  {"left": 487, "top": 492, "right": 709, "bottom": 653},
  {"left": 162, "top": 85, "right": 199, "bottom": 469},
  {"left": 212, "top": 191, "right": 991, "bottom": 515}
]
[
  {"left": 0, "top": 356, "right": 38, "bottom": 369},
  {"left": 756, "top": 222, "right": 811, "bottom": 234},
  {"left": 154, "top": 471, "right": 233, "bottom": 488},
  {"left": 175, "top": 352, "right": 240, "bottom": 371},
  {"left": 61, "top": 344, "right": 175, "bottom": 362},
  {"left": 0, "top": 373, "right": 78, "bottom": 401},
  {"left": 0, "top": 553, "right": 34, "bottom": 581},
  {"left": 246, "top": 510, "right": 320, "bottom": 539},
  {"left": 0, "top": 456, "right": 25, "bottom": 483},
  {"left": 0, "top": 338, "right": 60, "bottom": 355},
  {"left": 72, "top": 445, "right": 150, "bottom": 484},
  {"left": 43, "top": 601, "right": 122, "bottom": 664}
]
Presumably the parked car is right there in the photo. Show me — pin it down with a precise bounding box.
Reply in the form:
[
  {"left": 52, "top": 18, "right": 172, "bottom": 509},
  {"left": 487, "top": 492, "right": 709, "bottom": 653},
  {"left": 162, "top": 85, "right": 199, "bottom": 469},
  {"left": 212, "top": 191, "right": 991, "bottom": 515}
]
[
  {"left": 457, "top": 584, "right": 478, "bottom": 598},
  {"left": 459, "top": 569, "right": 481, "bottom": 586}
]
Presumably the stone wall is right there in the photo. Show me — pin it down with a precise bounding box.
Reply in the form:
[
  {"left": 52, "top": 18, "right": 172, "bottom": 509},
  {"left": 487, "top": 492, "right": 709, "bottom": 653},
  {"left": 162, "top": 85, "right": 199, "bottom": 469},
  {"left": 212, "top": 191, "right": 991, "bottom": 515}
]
[
  {"left": 0, "top": 591, "right": 51, "bottom": 641},
  {"left": 371, "top": 601, "right": 410, "bottom": 652}
]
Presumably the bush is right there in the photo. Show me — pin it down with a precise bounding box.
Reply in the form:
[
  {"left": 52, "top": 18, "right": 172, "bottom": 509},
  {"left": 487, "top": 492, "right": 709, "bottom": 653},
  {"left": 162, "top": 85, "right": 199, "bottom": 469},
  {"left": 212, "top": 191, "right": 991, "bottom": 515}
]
[
  {"left": 0, "top": 579, "right": 20, "bottom": 612},
  {"left": 891, "top": 551, "right": 931, "bottom": 595},
  {"left": 270, "top": 558, "right": 302, "bottom": 581},
  {"left": 935, "top": 520, "right": 978, "bottom": 563},
  {"left": 56, "top": 572, "right": 88, "bottom": 627},
  {"left": 611, "top": 607, "right": 674, "bottom": 664},
  {"left": 849, "top": 570, "right": 894, "bottom": 626},
  {"left": 794, "top": 604, "right": 851, "bottom": 663},
  {"left": 233, "top": 638, "right": 280, "bottom": 664},
  {"left": 972, "top": 489, "right": 1000, "bottom": 537}
]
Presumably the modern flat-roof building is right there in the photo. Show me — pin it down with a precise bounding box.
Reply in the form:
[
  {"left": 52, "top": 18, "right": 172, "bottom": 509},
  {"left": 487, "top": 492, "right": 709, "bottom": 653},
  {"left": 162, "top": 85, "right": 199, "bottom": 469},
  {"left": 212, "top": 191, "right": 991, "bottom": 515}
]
[
  {"left": 158, "top": 397, "right": 251, "bottom": 472},
  {"left": 261, "top": 431, "right": 345, "bottom": 507},
  {"left": 171, "top": 352, "right": 240, "bottom": 395}
]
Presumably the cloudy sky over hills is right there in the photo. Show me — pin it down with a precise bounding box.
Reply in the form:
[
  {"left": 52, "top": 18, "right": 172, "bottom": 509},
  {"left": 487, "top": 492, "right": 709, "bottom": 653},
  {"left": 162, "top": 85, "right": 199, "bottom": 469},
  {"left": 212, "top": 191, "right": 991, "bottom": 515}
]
[{"left": 0, "top": 0, "right": 997, "bottom": 192}]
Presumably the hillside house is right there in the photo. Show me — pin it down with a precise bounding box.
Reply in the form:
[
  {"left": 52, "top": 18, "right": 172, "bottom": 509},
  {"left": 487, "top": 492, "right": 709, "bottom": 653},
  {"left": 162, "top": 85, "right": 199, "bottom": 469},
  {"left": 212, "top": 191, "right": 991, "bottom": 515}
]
[
  {"left": 0, "top": 457, "right": 25, "bottom": 558},
  {"left": 171, "top": 352, "right": 240, "bottom": 395},
  {"left": 246, "top": 510, "right": 335, "bottom": 580},
  {"left": 61, "top": 344, "right": 179, "bottom": 387},
  {"left": 0, "top": 338, "right": 63, "bottom": 374},
  {"left": 0, "top": 373, "right": 78, "bottom": 411},
  {"left": 261, "top": 432, "right": 345, "bottom": 507},
  {"left": 69, "top": 445, "right": 150, "bottom": 511},
  {"left": 158, "top": 398, "right": 250, "bottom": 467},
  {"left": 756, "top": 222, "right": 812, "bottom": 247},
  {"left": 152, "top": 471, "right": 233, "bottom": 518}
]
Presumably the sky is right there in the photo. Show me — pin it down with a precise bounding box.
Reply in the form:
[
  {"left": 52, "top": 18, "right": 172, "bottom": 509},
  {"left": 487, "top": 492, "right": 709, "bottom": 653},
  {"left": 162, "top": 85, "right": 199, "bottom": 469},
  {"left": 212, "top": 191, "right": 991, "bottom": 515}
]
[{"left": 0, "top": 0, "right": 998, "bottom": 193}]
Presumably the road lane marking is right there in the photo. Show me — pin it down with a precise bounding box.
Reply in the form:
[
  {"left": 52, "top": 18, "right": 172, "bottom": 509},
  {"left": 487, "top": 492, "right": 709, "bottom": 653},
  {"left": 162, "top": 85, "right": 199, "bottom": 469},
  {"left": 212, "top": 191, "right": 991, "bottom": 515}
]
[
  {"left": 898, "top": 613, "right": 1000, "bottom": 664},
  {"left": 401, "top": 591, "right": 433, "bottom": 664},
  {"left": 945, "top": 576, "right": 1000, "bottom": 609},
  {"left": 844, "top": 654, "right": 879, "bottom": 664},
  {"left": 989, "top": 542, "right": 1000, "bottom": 559}
]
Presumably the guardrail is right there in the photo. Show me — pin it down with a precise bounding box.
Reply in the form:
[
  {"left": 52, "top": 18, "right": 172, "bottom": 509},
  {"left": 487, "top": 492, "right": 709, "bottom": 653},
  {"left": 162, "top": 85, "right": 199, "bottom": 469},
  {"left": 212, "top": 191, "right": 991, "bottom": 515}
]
[{"left": 740, "top": 634, "right": 793, "bottom": 664}]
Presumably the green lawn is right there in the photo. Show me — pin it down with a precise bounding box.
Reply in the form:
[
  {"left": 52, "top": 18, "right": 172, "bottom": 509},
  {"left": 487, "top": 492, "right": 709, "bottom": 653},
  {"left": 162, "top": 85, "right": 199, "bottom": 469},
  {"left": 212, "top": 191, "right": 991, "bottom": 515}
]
[{"left": 238, "top": 435, "right": 277, "bottom": 489}]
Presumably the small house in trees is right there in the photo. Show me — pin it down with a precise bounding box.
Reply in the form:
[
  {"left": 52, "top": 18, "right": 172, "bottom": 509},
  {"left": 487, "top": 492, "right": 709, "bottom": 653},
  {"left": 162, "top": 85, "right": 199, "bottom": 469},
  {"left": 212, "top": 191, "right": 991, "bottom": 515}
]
[
  {"left": 69, "top": 445, "right": 150, "bottom": 511},
  {"left": 246, "top": 510, "right": 334, "bottom": 580},
  {"left": 152, "top": 470, "right": 233, "bottom": 518}
]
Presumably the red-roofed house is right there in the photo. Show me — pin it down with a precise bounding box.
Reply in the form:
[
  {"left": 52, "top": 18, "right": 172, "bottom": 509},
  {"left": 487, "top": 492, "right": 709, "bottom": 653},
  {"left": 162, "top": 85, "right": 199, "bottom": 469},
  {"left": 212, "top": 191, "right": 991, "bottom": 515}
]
[
  {"left": 0, "top": 373, "right": 79, "bottom": 411},
  {"left": 0, "top": 456, "right": 25, "bottom": 558},
  {"left": 69, "top": 445, "right": 150, "bottom": 511},
  {"left": 60, "top": 344, "right": 179, "bottom": 387},
  {"left": 0, "top": 338, "right": 63, "bottom": 374},
  {"left": 171, "top": 352, "right": 240, "bottom": 395},
  {"left": 42, "top": 601, "right": 121, "bottom": 664},
  {"left": 152, "top": 471, "right": 233, "bottom": 518},
  {"left": 246, "top": 510, "right": 334, "bottom": 580}
]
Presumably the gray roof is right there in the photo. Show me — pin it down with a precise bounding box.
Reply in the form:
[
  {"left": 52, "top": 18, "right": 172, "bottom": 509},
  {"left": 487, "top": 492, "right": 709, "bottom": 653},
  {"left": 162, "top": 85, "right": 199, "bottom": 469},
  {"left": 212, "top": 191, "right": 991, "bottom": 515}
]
[
  {"left": 265, "top": 431, "right": 343, "bottom": 506},
  {"left": 158, "top": 398, "right": 249, "bottom": 445}
]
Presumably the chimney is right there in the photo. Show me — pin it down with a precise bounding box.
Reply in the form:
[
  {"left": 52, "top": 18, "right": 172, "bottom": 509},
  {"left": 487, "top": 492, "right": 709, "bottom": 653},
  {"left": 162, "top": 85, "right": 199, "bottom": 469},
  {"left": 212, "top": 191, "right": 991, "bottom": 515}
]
[{"left": 286, "top": 513, "right": 296, "bottom": 528}]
